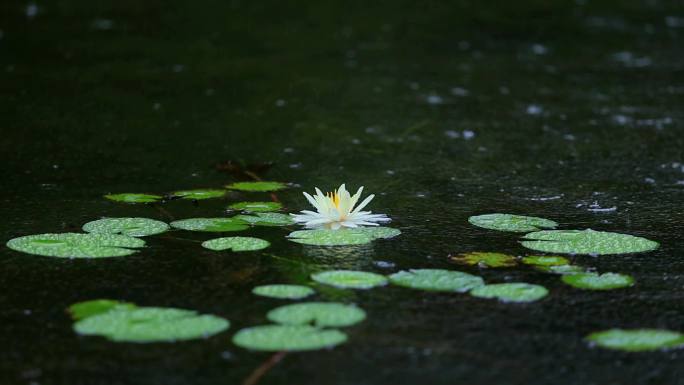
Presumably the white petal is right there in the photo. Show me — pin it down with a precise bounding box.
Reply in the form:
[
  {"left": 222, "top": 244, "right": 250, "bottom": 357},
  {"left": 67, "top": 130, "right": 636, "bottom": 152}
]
[{"left": 351, "top": 194, "right": 375, "bottom": 214}]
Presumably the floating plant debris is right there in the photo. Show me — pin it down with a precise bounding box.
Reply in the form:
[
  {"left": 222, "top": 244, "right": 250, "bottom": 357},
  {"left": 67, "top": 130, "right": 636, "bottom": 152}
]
[
  {"left": 201, "top": 236, "right": 270, "bottom": 251},
  {"left": 233, "top": 324, "right": 347, "bottom": 352},
  {"left": 228, "top": 201, "right": 283, "bottom": 212},
  {"left": 6, "top": 233, "right": 145, "bottom": 258},
  {"left": 104, "top": 193, "right": 162, "bottom": 203},
  {"left": 235, "top": 212, "right": 294, "bottom": 226},
  {"left": 171, "top": 189, "right": 226, "bottom": 200},
  {"left": 252, "top": 284, "right": 315, "bottom": 299},
  {"left": 287, "top": 227, "right": 401, "bottom": 246},
  {"left": 536, "top": 264, "right": 587, "bottom": 275},
  {"left": 170, "top": 218, "right": 249, "bottom": 232},
  {"left": 68, "top": 299, "right": 136, "bottom": 320},
  {"left": 82, "top": 217, "right": 169, "bottom": 237},
  {"left": 468, "top": 213, "right": 558, "bottom": 232},
  {"left": 470, "top": 283, "right": 548, "bottom": 303},
  {"left": 311, "top": 270, "right": 388, "bottom": 289},
  {"left": 226, "top": 181, "right": 287, "bottom": 192},
  {"left": 72, "top": 304, "right": 229, "bottom": 343},
  {"left": 521, "top": 255, "right": 570, "bottom": 266},
  {"left": 389, "top": 269, "right": 484, "bottom": 292},
  {"left": 586, "top": 329, "right": 684, "bottom": 352},
  {"left": 291, "top": 184, "right": 390, "bottom": 230},
  {"left": 561, "top": 273, "right": 634, "bottom": 290},
  {"left": 521, "top": 229, "right": 659, "bottom": 255},
  {"left": 267, "top": 302, "right": 366, "bottom": 327},
  {"left": 450, "top": 252, "right": 517, "bottom": 268}
]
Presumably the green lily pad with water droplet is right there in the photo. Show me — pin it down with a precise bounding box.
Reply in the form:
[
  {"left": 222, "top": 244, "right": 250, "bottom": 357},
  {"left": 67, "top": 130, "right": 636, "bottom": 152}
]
[
  {"left": 104, "top": 193, "right": 162, "bottom": 203},
  {"left": 82, "top": 217, "right": 169, "bottom": 237},
  {"left": 229, "top": 201, "right": 283, "bottom": 212},
  {"left": 252, "top": 284, "right": 315, "bottom": 299},
  {"left": 235, "top": 212, "right": 294, "bottom": 226},
  {"left": 287, "top": 227, "right": 401, "bottom": 246},
  {"left": 226, "top": 181, "right": 287, "bottom": 192},
  {"left": 73, "top": 306, "right": 229, "bottom": 343},
  {"left": 311, "top": 270, "right": 388, "bottom": 289},
  {"left": 470, "top": 283, "right": 548, "bottom": 303},
  {"left": 536, "top": 264, "right": 586, "bottom": 275},
  {"left": 586, "top": 329, "right": 684, "bottom": 352},
  {"left": 6, "top": 233, "right": 145, "bottom": 258},
  {"left": 233, "top": 324, "right": 347, "bottom": 352},
  {"left": 389, "top": 269, "right": 484, "bottom": 292},
  {"left": 521, "top": 229, "right": 659, "bottom": 255},
  {"left": 201, "top": 236, "right": 270, "bottom": 251},
  {"left": 521, "top": 255, "right": 570, "bottom": 266},
  {"left": 170, "top": 218, "right": 249, "bottom": 232},
  {"left": 267, "top": 302, "right": 366, "bottom": 327},
  {"left": 171, "top": 189, "right": 226, "bottom": 200},
  {"left": 562, "top": 272, "right": 634, "bottom": 290},
  {"left": 68, "top": 300, "right": 137, "bottom": 320},
  {"left": 450, "top": 252, "right": 517, "bottom": 268},
  {"left": 469, "top": 213, "right": 558, "bottom": 232}
]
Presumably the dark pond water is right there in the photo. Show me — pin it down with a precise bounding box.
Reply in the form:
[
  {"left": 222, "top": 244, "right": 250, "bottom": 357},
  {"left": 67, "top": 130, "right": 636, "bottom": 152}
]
[{"left": 2, "top": 1, "right": 684, "bottom": 384}]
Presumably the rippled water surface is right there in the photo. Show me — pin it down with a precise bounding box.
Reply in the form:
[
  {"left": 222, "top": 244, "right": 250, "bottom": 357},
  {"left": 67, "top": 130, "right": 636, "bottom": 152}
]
[{"left": 1, "top": 1, "right": 683, "bottom": 384}]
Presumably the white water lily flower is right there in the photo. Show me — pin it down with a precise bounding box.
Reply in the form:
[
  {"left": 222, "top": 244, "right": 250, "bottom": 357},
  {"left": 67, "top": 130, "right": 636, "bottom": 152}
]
[{"left": 291, "top": 184, "right": 391, "bottom": 230}]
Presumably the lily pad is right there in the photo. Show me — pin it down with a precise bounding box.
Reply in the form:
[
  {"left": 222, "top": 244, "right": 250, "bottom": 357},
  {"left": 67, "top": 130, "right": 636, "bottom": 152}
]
[
  {"left": 6, "top": 233, "right": 145, "bottom": 258},
  {"left": 536, "top": 264, "right": 586, "bottom": 275},
  {"left": 562, "top": 273, "right": 634, "bottom": 290},
  {"left": 469, "top": 213, "right": 558, "bottom": 232},
  {"left": 450, "top": 252, "right": 517, "bottom": 268},
  {"left": 235, "top": 213, "right": 294, "bottom": 226},
  {"left": 586, "top": 329, "right": 684, "bottom": 352},
  {"left": 470, "top": 283, "right": 548, "bottom": 303},
  {"left": 521, "top": 255, "right": 569, "bottom": 266},
  {"left": 521, "top": 229, "right": 659, "bottom": 255},
  {"left": 311, "top": 270, "right": 388, "bottom": 290},
  {"left": 82, "top": 217, "right": 169, "bottom": 237},
  {"left": 68, "top": 299, "right": 136, "bottom": 320},
  {"left": 233, "top": 324, "right": 347, "bottom": 352},
  {"left": 170, "top": 218, "right": 249, "bottom": 232},
  {"left": 171, "top": 189, "right": 226, "bottom": 200},
  {"left": 73, "top": 306, "right": 230, "bottom": 343},
  {"left": 389, "top": 269, "right": 484, "bottom": 292},
  {"left": 104, "top": 193, "right": 162, "bottom": 203},
  {"left": 252, "top": 285, "right": 315, "bottom": 299},
  {"left": 287, "top": 227, "right": 401, "bottom": 246},
  {"left": 226, "top": 181, "right": 287, "bottom": 192},
  {"left": 267, "top": 302, "right": 366, "bottom": 327},
  {"left": 229, "top": 201, "right": 283, "bottom": 212},
  {"left": 202, "top": 236, "right": 270, "bottom": 251}
]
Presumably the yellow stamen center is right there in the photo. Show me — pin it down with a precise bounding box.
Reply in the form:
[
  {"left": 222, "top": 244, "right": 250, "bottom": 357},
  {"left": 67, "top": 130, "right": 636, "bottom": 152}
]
[{"left": 327, "top": 191, "right": 341, "bottom": 209}]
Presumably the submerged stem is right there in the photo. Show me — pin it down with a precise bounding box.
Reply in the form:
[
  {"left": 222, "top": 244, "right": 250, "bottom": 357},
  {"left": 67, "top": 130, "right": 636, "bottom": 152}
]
[{"left": 241, "top": 351, "right": 287, "bottom": 385}]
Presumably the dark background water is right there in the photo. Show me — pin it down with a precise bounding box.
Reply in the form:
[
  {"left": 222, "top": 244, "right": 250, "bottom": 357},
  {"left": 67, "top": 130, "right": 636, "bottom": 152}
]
[{"left": 1, "top": 1, "right": 684, "bottom": 384}]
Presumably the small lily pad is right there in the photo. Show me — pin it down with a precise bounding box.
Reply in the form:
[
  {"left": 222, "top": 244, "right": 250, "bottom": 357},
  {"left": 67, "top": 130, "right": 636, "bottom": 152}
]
[
  {"left": 521, "top": 255, "right": 569, "bottom": 266},
  {"left": 267, "top": 302, "right": 366, "bottom": 327},
  {"left": 586, "top": 329, "right": 684, "bottom": 352},
  {"left": 235, "top": 213, "right": 294, "bottom": 226},
  {"left": 470, "top": 283, "right": 548, "bottom": 303},
  {"left": 521, "top": 229, "right": 659, "bottom": 255},
  {"left": 83, "top": 217, "right": 169, "bottom": 237},
  {"left": 6, "top": 233, "right": 145, "bottom": 258},
  {"left": 536, "top": 264, "right": 587, "bottom": 275},
  {"left": 450, "top": 252, "right": 517, "bottom": 268},
  {"left": 104, "top": 193, "right": 162, "bottom": 203},
  {"left": 252, "top": 285, "right": 315, "bottom": 299},
  {"left": 202, "top": 236, "right": 270, "bottom": 251},
  {"left": 171, "top": 189, "right": 226, "bottom": 200},
  {"left": 170, "top": 218, "right": 249, "bottom": 232},
  {"left": 229, "top": 201, "right": 283, "bottom": 212},
  {"left": 389, "top": 269, "right": 484, "bottom": 292},
  {"left": 233, "top": 324, "right": 347, "bottom": 352},
  {"left": 311, "top": 270, "right": 388, "bottom": 289},
  {"left": 226, "top": 181, "right": 287, "bottom": 192},
  {"left": 68, "top": 300, "right": 137, "bottom": 320},
  {"left": 562, "top": 273, "right": 634, "bottom": 290},
  {"left": 287, "top": 227, "right": 401, "bottom": 246},
  {"left": 73, "top": 306, "right": 230, "bottom": 343},
  {"left": 469, "top": 213, "right": 558, "bottom": 232}
]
